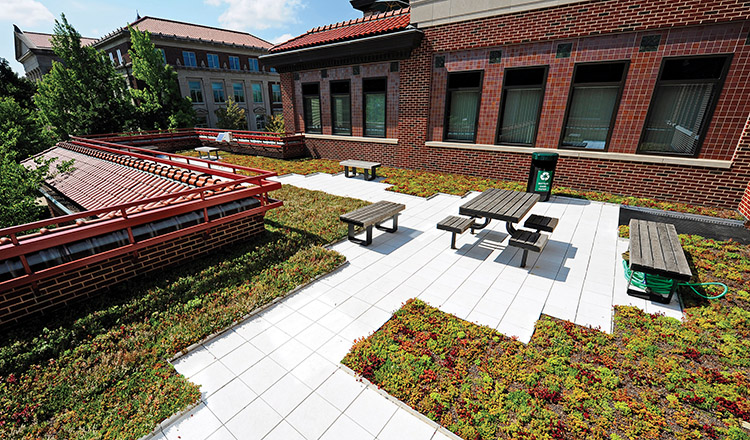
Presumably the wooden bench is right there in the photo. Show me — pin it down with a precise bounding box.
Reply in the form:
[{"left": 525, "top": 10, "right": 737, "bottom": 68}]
[
  {"left": 437, "top": 216, "right": 475, "bottom": 249},
  {"left": 195, "top": 146, "right": 220, "bottom": 160},
  {"left": 508, "top": 230, "right": 549, "bottom": 268},
  {"left": 340, "top": 160, "right": 381, "bottom": 181},
  {"left": 524, "top": 214, "right": 559, "bottom": 233},
  {"left": 627, "top": 219, "right": 692, "bottom": 304},
  {"left": 340, "top": 201, "right": 406, "bottom": 246}
]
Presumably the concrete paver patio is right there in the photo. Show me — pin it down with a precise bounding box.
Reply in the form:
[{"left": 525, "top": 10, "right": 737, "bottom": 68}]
[{"left": 151, "top": 172, "right": 683, "bottom": 440}]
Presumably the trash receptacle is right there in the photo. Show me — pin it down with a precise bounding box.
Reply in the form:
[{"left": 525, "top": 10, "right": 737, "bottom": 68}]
[{"left": 527, "top": 152, "right": 558, "bottom": 202}]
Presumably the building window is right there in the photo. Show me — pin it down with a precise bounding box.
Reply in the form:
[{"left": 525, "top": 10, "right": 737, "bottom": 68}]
[
  {"left": 248, "top": 58, "right": 259, "bottom": 72},
  {"left": 560, "top": 61, "right": 628, "bottom": 150},
  {"left": 116, "top": 49, "right": 123, "bottom": 65},
  {"left": 270, "top": 67, "right": 277, "bottom": 73},
  {"left": 157, "top": 48, "right": 166, "bottom": 65},
  {"left": 252, "top": 83, "right": 263, "bottom": 103},
  {"left": 207, "top": 53, "right": 219, "bottom": 69},
  {"left": 229, "top": 56, "right": 240, "bottom": 71},
  {"left": 271, "top": 84, "right": 281, "bottom": 103},
  {"left": 212, "top": 82, "right": 225, "bottom": 103},
  {"left": 363, "top": 78, "right": 386, "bottom": 138},
  {"left": 256, "top": 114, "right": 266, "bottom": 130},
  {"left": 182, "top": 51, "right": 197, "bottom": 67},
  {"left": 330, "top": 81, "right": 351, "bottom": 136},
  {"left": 444, "top": 71, "right": 483, "bottom": 142},
  {"left": 302, "top": 83, "right": 321, "bottom": 134},
  {"left": 109, "top": 52, "right": 115, "bottom": 65},
  {"left": 195, "top": 115, "right": 209, "bottom": 128},
  {"left": 638, "top": 55, "right": 731, "bottom": 156},
  {"left": 188, "top": 80, "right": 204, "bottom": 103},
  {"left": 497, "top": 66, "right": 547, "bottom": 146},
  {"left": 233, "top": 82, "right": 245, "bottom": 103}
]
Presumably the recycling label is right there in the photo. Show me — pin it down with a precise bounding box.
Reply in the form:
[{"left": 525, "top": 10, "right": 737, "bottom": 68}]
[{"left": 535, "top": 170, "right": 551, "bottom": 192}]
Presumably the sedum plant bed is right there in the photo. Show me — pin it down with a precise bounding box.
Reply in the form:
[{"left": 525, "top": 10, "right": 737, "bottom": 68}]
[
  {"left": 0, "top": 186, "right": 368, "bottom": 439},
  {"left": 181, "top": 151, "right": 743, "bottom": 221},
  {"left": 343, "top": 234, "right": 750, "bottom": 440}
]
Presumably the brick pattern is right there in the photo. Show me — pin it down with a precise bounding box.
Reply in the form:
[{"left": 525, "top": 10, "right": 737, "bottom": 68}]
[
  {"left": 0, "top": 214, "right": 266, "bottom": 328},
  {"left": 427, "top": 22, "right": 750, "bottom": 161},
  {"left": 203, "top": 140, "right": 307, "bottom": 159},
  {"left": 736, "top": 116, "right": 750, "bottom": 222},
  {"left": 305, "top": 138, "right": 400, "bottom": 164},
  {"left": 281, "top": 72, "right": 298, "bottom": 134}
]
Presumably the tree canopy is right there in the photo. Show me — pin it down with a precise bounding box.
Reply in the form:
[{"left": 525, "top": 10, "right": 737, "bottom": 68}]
[
  {"left": 0, "top": 58, "right": 36, "bottom": 110},
  {"left": 35, "top": 14, "right": 133, "bottom": 139},
  {"left": 215, "top": 98, "right": 247, "bottom": 130},
  {"left": 128, "top": 26, "right": 195, "bottom": 130}
]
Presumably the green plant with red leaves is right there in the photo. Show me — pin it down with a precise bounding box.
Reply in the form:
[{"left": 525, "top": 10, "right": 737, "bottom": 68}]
[
  {"left": 343, "top": 231, "right": 750, "bottom": 440},
  {"left": 0, "top": 185, "right": 367, "bottom": 439}
]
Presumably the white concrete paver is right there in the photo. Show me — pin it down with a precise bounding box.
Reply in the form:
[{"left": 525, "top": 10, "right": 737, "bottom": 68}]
[{"left": 154, "top": 172, "right": 682, "bottom": 440}]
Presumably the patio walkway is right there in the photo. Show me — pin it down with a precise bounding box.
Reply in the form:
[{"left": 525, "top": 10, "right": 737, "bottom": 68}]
[{"left": 152, "top": 172, "right": 683, "bottom": 440}]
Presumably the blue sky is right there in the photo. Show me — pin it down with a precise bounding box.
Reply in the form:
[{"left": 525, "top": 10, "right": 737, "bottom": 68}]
[{"left": 1, "top": 0, "right": 362, "bottom": 74}]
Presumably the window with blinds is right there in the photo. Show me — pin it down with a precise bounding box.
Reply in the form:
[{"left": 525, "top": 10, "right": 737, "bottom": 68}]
[
  {"left": 302, "top": 83, "right": 322, "bottom": 134},
  {"left": 497, "top": 66, "right": 548, "bottom": 146},
  {"left": 444, "top": 71, "right": 483, "bottom": 142}
]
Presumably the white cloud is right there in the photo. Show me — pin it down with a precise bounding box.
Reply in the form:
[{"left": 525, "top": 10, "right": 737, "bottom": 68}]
[
  {"left": 271, "top": 33, "right": 294, "bottom": 45},
  {"left": 206, "top": 0, "right": 304, "bottom": 31},
  {"left": 0, "top": 0, "right": 55, "bottom": 27}
]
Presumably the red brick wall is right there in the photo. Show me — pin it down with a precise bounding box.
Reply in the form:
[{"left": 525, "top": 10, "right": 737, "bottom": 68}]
[
  {"left": 0, "top": 214, "right": 265, "bottom": 328},
  {"left": 305, "top": 138, "right": 400, "bottom": 164},
  {"left": 281, "top": 72, "right": 298, "bottom": 133}
]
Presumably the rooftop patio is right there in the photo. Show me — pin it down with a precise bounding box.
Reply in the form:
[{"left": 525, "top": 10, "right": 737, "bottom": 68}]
[{"left": 153, "top": 172, "right": 683, "bottom": 440}]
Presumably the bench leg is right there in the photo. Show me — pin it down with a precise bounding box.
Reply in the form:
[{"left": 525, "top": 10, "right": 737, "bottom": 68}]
[
  {"left": 364, "top": 169, "right": 370, "bottom": 180},
  {"left": 450, "top": 232, "right": 457, "bottom": 249},
  {"left": 344, "top": 166, "right": 351, "bottom": 178},
  {"left": 520, "top": 249, "right": 529, "bottom": 268},
  {"left": 471, "top": 217, "right": 491, "bottom": 234},
  {"left": 348, "top": 223, "right": 373, "bottom": 246},
  {"left": 375, "top": 214, "right": 399, "bottom": 233},
  {"left": 371, "top": 167, "right": 377, "bottom": 180}
]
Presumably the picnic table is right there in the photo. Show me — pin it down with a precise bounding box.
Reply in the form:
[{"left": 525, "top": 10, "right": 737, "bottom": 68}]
[
  {"left": 459, "top": 188, "right": 540, "bottom": 235},
  {"left": 195, "top": 146, "right": 220, "bottom": 160}
]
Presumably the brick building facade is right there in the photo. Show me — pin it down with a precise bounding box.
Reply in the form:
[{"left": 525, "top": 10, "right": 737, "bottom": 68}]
[{"left": 264, "top": 0, "right": 750, "bottom": 215}]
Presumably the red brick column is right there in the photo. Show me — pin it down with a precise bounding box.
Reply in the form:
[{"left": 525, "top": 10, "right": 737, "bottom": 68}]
[
  {"left": 280, "top": 72, "right": 297, "bottom": 133},
  {"left": 735, "top": 115, "right": 750, "bottom": 225},
  {"left": 397, "top": 38, "right": 434, "bottom": 169}
]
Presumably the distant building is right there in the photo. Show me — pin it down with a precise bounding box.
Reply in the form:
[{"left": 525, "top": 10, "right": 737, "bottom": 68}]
[
  {"left": 13, "top": 16, "right": 281, "bottom": 130},
  {"left": 13, "top": 25, "right": 96, "bottom": 81},
  {"left": 262, "top": 0, "right": 750, "bottom": 218}
]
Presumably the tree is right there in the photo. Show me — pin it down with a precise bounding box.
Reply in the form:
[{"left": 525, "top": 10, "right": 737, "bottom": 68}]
[
  {"left": 215, "top": 98, "right": 247, "bottom": 130},
  {"left": 128, "top": 26, "right": 195, "bottom": 130},
  {"left": 0, "top": 58, "right": 36, "bottom": 109},
  {"left": 0, "top": 97, "right": 52, "bottom": 160},
  {"left": 265, "top": 114, "right": 285, "bottom": 133},
  {"left": 35, "top": 14, "right": 133, "bottom": 139}
]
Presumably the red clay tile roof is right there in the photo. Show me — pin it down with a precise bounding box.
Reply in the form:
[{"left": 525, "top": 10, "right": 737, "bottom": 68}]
[
  {"left": 128, "top": 16, "right": 272, "bottom": 49},
  {"left": 23, "top": 145, "right": 198, "bottom": 216},
  {"left": 270, "top": 7, "right": 410, "bottom": 52},
  {"left": 22, "top": 31, "right": 97, "bottom": 49}
]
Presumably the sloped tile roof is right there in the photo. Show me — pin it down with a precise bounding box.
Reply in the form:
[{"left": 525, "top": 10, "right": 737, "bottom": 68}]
[
  {"left": 22, "top": 31, "right": 97, "bottom": 49},
  {"left": 270, "top": 7, "right": 410, "bottom": 52},
  {"left": 23, "top": 144, "right": 205, "bottom": 216},
  {"left": 129, "top": 16, "right": 272, "bottom": 49}
]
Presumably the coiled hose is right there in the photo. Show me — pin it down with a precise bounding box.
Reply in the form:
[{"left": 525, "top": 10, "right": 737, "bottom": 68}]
[{"left": 622, "top": 260, "right": 728, "bottom": 300}]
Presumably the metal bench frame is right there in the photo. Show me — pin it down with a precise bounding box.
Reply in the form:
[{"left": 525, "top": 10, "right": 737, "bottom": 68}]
[
  {"left": 340, "top": 160, "right": 381, "bottom": 181},
  {"left": 340, "top": 201, "right": 405, "bottom": 246},
  {"left": 437, "top": 216, "right": 475, "bottom": 249}
]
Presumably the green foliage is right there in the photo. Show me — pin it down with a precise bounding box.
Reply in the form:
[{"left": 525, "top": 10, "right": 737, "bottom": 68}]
[
  {"left": 0, "top": 58, "right": 36, "bottom": 109},
  {"left": 344, "top": 234, "right": 750, "bottom": 440},
  {"left": 0, "top": 186, "right": 368, "bottom": 438},
  {"left": 265, "top": 113, "right": 285, "bottom": 133},
  {"left": 128, "top": 27, "right": 195, "bottom": 130},
  {"left": 214, "top": 98, "right": 246, "bottom": 130},
  {"left": 35, "top": 14, "right": 133, "bottom": 139},
  {"left": 0, "top": 96, "right": 52, "bottom": 160}
]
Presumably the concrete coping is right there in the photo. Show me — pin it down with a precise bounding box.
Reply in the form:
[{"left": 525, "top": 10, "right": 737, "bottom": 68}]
[
  {"left": 303, "top": 133, "right": 399, "bottom": 145},
  {"left": 424, "top": 141, "right": 734, "bottom": 169}
]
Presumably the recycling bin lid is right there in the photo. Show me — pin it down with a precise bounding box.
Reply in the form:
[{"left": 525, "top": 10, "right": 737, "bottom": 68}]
[{"left": 532, "top": 152, "right": 559, "bottom": 160}]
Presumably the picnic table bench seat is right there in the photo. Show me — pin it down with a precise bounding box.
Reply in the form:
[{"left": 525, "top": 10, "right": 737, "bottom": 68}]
[
  {"left": 524, "top": 214, "right": 558, "bottom": 233},
  {"left": 340, "top": 200, "right": 405, "bottom": 246},
  {"left": 508, "top": 230, "right": 549, "bottom": 268},
  {"left": 437, "top": 215, "right": 475, "bottom": 249},
  {"left": 340, "top": 160, "right": 381, "bottom": 181},
  {"left": 627, "top": 219, "right": 692, "bottom": 304}
]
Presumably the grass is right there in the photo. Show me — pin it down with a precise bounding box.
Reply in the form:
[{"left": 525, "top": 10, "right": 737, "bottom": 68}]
[
  {"left": 343, "top": 233, "right": 750, "bottom": 440},
  {"left": 0, "top": 185, "right": 368, "bottom": 439},
  {"left": 180, "top": 151, "right": 744, "bottom": 220}
]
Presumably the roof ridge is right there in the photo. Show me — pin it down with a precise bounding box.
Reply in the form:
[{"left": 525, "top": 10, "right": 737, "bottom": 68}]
[
  {"left": 307, "top": 7, "right": 409, "bottom": 35},
  {"left": 135, "top": 16, "right": 269, "bottom": 42}
]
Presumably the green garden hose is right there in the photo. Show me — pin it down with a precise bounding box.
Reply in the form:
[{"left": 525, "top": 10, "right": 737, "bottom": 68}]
[{"left": 622, "top": 260, "right": 728, "bottom": 300}]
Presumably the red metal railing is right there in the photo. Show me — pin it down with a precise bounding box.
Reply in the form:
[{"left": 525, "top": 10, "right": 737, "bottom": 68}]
[{"left": 0, "top": 138, "right": 283, "bottom": 292}]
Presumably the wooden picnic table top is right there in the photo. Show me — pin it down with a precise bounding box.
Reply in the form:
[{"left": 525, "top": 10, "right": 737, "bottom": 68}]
[
  {"left": 628, "top": 219, "right": 692, "bottom": 280},
  {"left": 459, "top": 189, "right": 540, "bottom": 223}
]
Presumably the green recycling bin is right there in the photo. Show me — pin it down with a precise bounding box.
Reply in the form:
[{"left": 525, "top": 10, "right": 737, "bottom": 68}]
[{"left": 527, "top": 152, "right": 558, "bottom": 202}]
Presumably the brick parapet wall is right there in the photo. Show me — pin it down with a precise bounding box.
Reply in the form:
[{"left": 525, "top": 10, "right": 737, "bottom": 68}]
[
  {"left": 0, "top": 214, "right": 266, "bottom": 328},
  {"left": 305, "top": 138, "right": 400, "bottom": 164},
  {"left": 201, "top": 140, "right": 307, "bottom": 159}
]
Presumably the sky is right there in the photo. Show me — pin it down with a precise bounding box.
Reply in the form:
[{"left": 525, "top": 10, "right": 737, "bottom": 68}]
[{"left": 1, "top": 0, "right": 363, "bottom": 74}]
